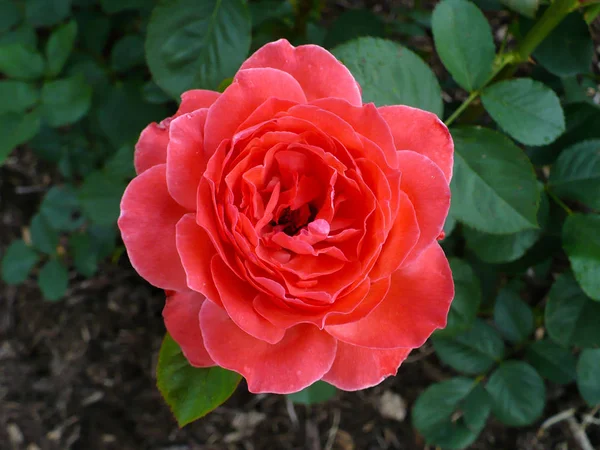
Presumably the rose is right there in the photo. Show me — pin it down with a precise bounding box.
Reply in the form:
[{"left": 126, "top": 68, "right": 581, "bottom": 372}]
[{"left": 119, "top": 39, "right": 454, "bottom": 394}]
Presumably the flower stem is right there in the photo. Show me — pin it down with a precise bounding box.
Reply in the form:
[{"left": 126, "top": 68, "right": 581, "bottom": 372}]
[
  {"left": 545, "top": 186, "right": 573, "bottom": 215},
  {"left": 444, "top": 91, "right": 479, "bottom": 126},
  {"left": 516, "top": 0, "right": 579, "bottom": 63}
]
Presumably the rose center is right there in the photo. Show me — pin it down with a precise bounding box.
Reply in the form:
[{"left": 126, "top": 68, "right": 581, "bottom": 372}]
[{"left": 273, "top": 203, "right": 318, "bottom": 236}]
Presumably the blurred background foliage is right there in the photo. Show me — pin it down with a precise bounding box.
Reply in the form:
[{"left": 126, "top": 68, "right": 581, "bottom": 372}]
[{"left": 1, "top": 0, "right": 600, "bottom": 448}]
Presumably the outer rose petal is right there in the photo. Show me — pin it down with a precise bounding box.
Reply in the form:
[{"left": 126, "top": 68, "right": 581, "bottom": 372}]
[
  {"left": 240, "top": 39, "right": 362, "bottom": 106},
  {"left": 322, "top": 342, "right": 410, "bottom": 391},
  {"left": 118, "top": 165, "right": 188, "bottom": 290},
  {"left": 379, "top": 105, "right": 454, "bottom": 182},
  {"left": 134, "top": 122, "right": 170, "bottom": 175},
  {"left": 325, "top": 243, "right": 454, "bottom": 349},
  {"left": 176, "top": 89, "right": 220, "bottom": 117},
  {"left": 134, "top": 90, "right": 219, "bottom": 176},
  {"left": 167, "top": 109, "right": 208, "bottom": 210},
  {"left": 175, "top": 214, "right": 221, "bottom": 305},
  {"left": 370, "top": 190, "right": 420, "bottom": 280},
  {"left": 204, "top": 68, "right": 307, "bottom": 159},
  {"left": 163, "top": 290, "right": 214, "bottom": 367},
  {"left": 397, "top": 150, "right": 450, "bottom": 264},
  {"left": 200, "top": 301, "right": 337, "bottom": 394}
]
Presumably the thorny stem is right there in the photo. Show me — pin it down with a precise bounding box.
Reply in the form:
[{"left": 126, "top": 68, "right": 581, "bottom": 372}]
[{"left": 444, "top": 0, "right": 579, "bottom": 126}]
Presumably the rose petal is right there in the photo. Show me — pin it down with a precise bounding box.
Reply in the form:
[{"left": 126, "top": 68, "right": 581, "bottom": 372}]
[
  {"left": 118, "top": 165, "right": 188, "bottom": 290},
  {"left": 370, "top": 191, "right": 420, "bottom": 280},
  {"left": 325, "top": 243, "right": 454, "bottom": 349},
  {"left": 322, "top": 342, "right": 410, "bottom": 391},
  {"left": 176, "top": 213, "right": 221, "bottom": 305},
  {"left": 163, "top": 290, "right": 214, "bottom": 367},
  {"left": 203, "top": 68, "right": 307, "bottom": 159},
  {"left": 133, "top": 90, "right": 219, "bottom": 176},
  {"left": 176, "top": 89, "right": 220, "bottom": 117},
  {"left": 379, "top": 105, "right": 454, "bottom": 182},
  {"left": 134, "top": 122, "right": 170, "bottom": 175},
  {"left": 200, "top": 300, "right": 337, "bottom": 394},
  {"left": 211, "top": 256, "right": 286, "bottom": 344},
  {"left": 311, "top": 98, "right": 398, "bottom": 169},
  {"left": 240, "top": 39, "right": 362, "bottom": 106},
  {"left": 397, "top": 150, "right": 450, "bottom": 265},
  {"left": 167, "top": 109, "right": 209, "bottom": 210}
]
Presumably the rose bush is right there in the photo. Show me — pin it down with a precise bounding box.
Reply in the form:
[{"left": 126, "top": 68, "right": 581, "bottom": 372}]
[{"left": 118, "top": 39, "right": 454, "bottom": 394}]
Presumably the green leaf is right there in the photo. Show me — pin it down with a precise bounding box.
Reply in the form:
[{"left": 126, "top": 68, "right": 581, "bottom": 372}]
[
  {"left": 526, "top": 339, "right": 576, "bottom": 385},
  {"left": 486, "top": 361, "right": 545, "bottom": 426},
  {"left": 431, "top": 0, "right": 494, "bottom": 91},
  {"left": 0, "top": 0, "right": 21, "bottom": 33},
  {"left": 88, "top": 224, "right": 117, "bottom": 260},
  {"left": 141, "top": 81, "right": 172, "bottom": 104},
  {"left": 40, "top": 75, "right": 92, "bottom": 127},
  {"left": 545, "top": 274, "right": 600, "bottom": 347},
  {"left": 433, "top": 319, "right": 505, "bottom": 375},
  {"left": 449, "top": 127, "right": 540, "bottom": 234},
  {"left": 324, "top": 9, "right": 385, "bottom": 48},
  {"left": 39, "top": 185, "right": 82, "bottom": 231},
  {"left": 563, "top": 214, "right": 600, "bottom": 301},
  {"left": 25, "top": 0, "right": 71, "bottom": 28},
  {"left": 0, "top": 24, "right": 37, "bottom": 48},
  {"left": 533, "top": 13, "right": 593, "bottom": 77},
  {"left": 437, "top": 258, "right": 481, "bottom": 336},
  {"left": 443, "top": 213, "right": 457, "bottom": 238},
  {"left": 157, "top": 333, "right": 241, "bottom": 426},
  {"left": 96, "top": 82, "right": 169, "bottom": 149},
  {"left": 481, "top": 78, "right": 565, "bottom": 146},
  {"left": 70, "top": 232, "right": 97, "bottom": 277},
  {"left": 577, "top": 349, "right": 600, "bottom": 406},
  {"left": 499, "top": 0, "right": 539, "bottom": 17},
  {"left": 393, "top": 22, "right": 427, "bottom": 37},
  {"left": 332, "top": 37, "right": 443, "bottom": 117},
  {"left": 30, "top": 213, "right": 59, "bottom": 255},
  {"left": 0, "top": 80, "right": 38, "bottom": 114},
  {"left": 99, "top": 0, "right": 149, "bottom": 13},
  {"left": 493, "top": 288, "right": 534, "bottom": 344},
  {"left": 78, "top": 171, "right": 126, "bottom": 226},
  {"left": 0, "top": 110, "right": 41, "bottom": 163},
  {"left": 1, "top": 240, "right": 39, "bottom": 284},
  {"left": 0, "top": 43, "right": 44, "bottom": 80},
  {"left": 45, "top": 20, "right": 77, "bottom": 77},
  {"left": 549, "top": 140, "right": 600, "bottom": 210},
  {"left": 531, "top": 103, "right": 600, "bottom": 167},
  {"left": 104, "top": 146, "right": 136, "bottom": 180},
  {"left": 37, "top": 259, "right": 69, "bottom": 301},
  {"left": 562, "top": 75, "right": 597, "bottom": 105},
  {"left": 110, "top": 34, "right": 145, "bottom": 73},
  {"left": 287, "top": 381, "right": 337, "bottom": 405},
  {"left": 465, "top": 228, "right": 538, "bottom": 264},
  {"left": 465, "top": 190, "right": 548, "bottom": 263},
  {"left": 249, "top": 0, "right": 293, "bottom": 28},
  {"left": 76, "top": 10, "right": 111, "bottom": 56},
  {"left": 67, "top": 58, "right": 110, "bottom": 94},
  {"left": 146, "top": 0, "right": 251, "bottom": 98},
  {"left": 413, "top": 378, "right": 491, "bottom": 449}
]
